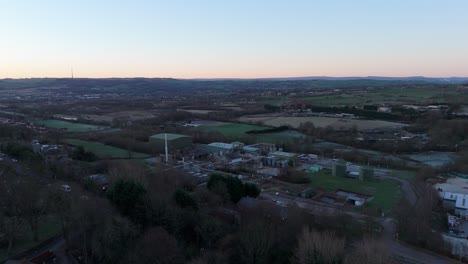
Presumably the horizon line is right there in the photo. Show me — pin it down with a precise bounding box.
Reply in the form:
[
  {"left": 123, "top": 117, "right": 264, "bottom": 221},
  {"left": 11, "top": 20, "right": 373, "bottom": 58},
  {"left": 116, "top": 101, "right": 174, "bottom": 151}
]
[{"left": 1, "top": 75, "right": 468, "bottom": 81}]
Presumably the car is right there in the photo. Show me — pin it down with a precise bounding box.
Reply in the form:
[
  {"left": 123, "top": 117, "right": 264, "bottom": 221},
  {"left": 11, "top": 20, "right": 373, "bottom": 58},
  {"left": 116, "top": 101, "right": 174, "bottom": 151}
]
[
  {"left": 61, "top": 184, "right": 71, "bottom": 192},
  {"left": 11, "top": 159, "right": 17, "bottom": 162}
]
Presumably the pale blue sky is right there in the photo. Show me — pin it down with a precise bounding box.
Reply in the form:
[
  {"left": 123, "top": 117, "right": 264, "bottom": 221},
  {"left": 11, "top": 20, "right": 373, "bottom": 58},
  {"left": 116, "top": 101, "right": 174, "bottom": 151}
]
[{"left": 1, "top": 0, "right": 467, "bottom": 78}]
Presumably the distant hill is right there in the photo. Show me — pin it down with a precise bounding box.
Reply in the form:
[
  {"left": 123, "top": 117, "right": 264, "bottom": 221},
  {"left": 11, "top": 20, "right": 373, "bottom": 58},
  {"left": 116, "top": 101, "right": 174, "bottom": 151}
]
[
  {"left": 0, "top": 77, "right": 466, "bottom": 95},
  {"left": 194, "top": 76, "right": 468, "bottom": 83}
]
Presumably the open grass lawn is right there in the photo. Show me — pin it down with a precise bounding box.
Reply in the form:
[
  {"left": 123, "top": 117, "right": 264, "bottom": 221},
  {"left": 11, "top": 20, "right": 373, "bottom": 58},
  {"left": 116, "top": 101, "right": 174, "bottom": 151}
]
[
  {"left": 0, "top": 215, "right": 61, "bottom": 261},
  {"left": 239, "top": 115, "right": 405, "bottom": 131},
  {"left": 35, "top": 119, "right": 109, "bottom": 132},
  {"left": 63, "top": 139, "right": 151, "bottom": 159},
  {"left": 390, "top": 169, "right": 416, "bottom": 182},
  {"left": 303, "top": 86, "right": 468, "bottom": 107},
  {"left": 309, "top": 170, "right": 401, "bottom": 212}
]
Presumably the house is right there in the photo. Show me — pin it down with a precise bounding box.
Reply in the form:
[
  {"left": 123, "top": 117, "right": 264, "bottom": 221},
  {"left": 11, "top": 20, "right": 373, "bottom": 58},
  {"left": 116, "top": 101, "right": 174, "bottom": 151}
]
[
  {"left": 85, "top": 174, "right": 111, "bottom": 191},
  {"left": 32, "top": 141, "right": 68, "bottom": 163}
]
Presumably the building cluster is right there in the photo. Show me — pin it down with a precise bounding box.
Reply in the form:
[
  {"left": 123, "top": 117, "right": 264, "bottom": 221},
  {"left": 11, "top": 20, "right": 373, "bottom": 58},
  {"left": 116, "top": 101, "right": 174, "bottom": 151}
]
[
  {"left": 148, "top": 133, "right": 299, "bottom": 179},
  {"left": 31, "top": 140, "right": 69, "bottom": 163},
  {"left": 332, "top": 159, "right": 377, "bottom": 182}
]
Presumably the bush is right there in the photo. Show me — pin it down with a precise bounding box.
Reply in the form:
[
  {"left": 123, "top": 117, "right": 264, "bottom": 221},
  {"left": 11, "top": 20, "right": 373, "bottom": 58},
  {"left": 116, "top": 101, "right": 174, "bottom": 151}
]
[
  {"left": 174, "top": 189, "right": 198, "bottom": 210},
  {"left": 207, "top": 174, "right": 261, "bottom": 203}
]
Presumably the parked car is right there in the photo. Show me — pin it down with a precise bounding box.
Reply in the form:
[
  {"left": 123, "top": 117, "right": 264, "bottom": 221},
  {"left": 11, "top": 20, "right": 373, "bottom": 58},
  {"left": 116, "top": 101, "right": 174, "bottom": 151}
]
[{"left": 61, "top": 184, "right": 71, "bottom": 192}]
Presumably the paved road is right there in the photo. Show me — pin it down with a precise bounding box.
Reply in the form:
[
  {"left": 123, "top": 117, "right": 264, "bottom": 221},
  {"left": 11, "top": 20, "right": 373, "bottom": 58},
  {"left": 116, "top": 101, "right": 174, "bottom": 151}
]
[
  {"left": 260, "top": 190, "right": 456, "bottom": 264},
  {"left": 382, "top": 219, "right": 456, "bottom": 264},
  {"left": 9, "top": 237, "right": 73, "bottom": 264}
]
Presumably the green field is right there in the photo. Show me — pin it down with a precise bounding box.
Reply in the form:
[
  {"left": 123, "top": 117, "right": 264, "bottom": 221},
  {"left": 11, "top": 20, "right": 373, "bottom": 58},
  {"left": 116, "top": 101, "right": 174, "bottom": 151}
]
[
  {"left": 304, "top": 86, "right": 468, "bottom": 106},
  {"left": 309, "top": 170, "right": 401, "bottom": 212},
  {"left": 35, "top": 119, "right": 109, "bottom": 132},
  {"left": 239, "top": 115, "right": 405, "bottom": 131},
  {"left": 63, "top": 139, "right": 151, "bottom": 159}
]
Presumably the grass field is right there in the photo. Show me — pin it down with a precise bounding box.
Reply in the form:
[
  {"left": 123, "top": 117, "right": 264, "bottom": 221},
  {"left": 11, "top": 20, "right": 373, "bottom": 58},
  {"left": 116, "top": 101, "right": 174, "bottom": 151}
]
[
  {"left": 0, "top": 215, "right": 61, "bottom": 261},
  {"left": 304, "top": 86, "right": 468, "bottom": 106},
  {"left": 309, "top": 170, "right": 401, "bottom": 212},
  {"left": 35, "top": 119, "right": 109, "bottom": 132},
  {"left": 63, "top": 139, "right": 151, "bottom": 159},
  {"left": 239, "top": 115, "right": 405, "bottom": 131}
]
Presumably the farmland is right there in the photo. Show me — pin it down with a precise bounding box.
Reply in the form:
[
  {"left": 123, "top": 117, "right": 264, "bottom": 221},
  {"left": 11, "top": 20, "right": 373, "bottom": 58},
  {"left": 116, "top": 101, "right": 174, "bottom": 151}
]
[
  {"left": 239, "top": 115, "right": 405, "bottom": 131},
  {"left": 35, "top": 119, "right": 109, "bottom": 132},
  {"left": 63, "top": 139, "right": 151, "bottom": 159},
  {"left": 309, "top": 170, "right": 401, "bottom": 212},
  {"left": 303, "top": 86, "right": 467, "bottom": 106},
  {"left": 82, "top": 110, "right": 156, "bottom": 123}
]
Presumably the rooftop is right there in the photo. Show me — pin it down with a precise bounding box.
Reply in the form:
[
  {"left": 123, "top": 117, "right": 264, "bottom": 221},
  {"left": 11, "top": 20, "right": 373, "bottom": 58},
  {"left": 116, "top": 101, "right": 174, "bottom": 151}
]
[
  {"left": 150, "top": 133, "right": 191, "bottom": 140},
  {"left": 208, "top": 142, "right": 234, "bottom": 150},
  {"left": 242, "top": 146, "right": 259, "bottom": 152},
  {"left": 456, "top": 194, "right": 468, "bottom": 210},
  {"left": 271, "top": 151, "right": 297, "bottom": 158},
  {"left": 435, "top": 177, "right": 468, "bottom": 195}
]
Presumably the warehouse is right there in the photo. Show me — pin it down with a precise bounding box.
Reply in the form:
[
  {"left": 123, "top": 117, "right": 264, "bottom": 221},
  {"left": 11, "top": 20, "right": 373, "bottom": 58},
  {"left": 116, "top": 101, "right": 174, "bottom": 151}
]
[
  {"left": 270, "top": 151, "right": 298, "bottom": 161},
  {"left": 208, "top": 142, "right": 234, "bottom": 155},
  {"left": 149, "top": 133, "right": 193, "bottom": 152}
]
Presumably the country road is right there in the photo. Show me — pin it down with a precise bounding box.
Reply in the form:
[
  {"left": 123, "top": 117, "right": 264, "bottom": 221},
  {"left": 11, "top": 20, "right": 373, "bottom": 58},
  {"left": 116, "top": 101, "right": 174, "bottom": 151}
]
[{"left": 260, "top": 167, "right": 457, "bottom": 264}]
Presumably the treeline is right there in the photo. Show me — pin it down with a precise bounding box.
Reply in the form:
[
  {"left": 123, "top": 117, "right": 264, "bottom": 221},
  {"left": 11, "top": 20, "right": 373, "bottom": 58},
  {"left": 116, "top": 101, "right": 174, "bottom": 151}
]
[
  {"left": 307, "top": 105, "right": 401, "bottom": 121},
  {"left": 207, "top": 174, "right": 260, "bottom": 203},
  {"left": 395, "top": 168, "right": 452, "bottom": 256},
  {"left": 246, "top": 125, "right": 289, "bottom": 134},
  {"left": 13, "top": 160, "right": 400, "bottom": 264}
]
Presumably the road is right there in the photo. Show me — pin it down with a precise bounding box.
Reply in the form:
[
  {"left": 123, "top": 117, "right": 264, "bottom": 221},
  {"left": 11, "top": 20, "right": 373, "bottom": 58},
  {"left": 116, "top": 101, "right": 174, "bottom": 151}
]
[{"left": 261, "top": 187, "right": 455, "bottom": 263}]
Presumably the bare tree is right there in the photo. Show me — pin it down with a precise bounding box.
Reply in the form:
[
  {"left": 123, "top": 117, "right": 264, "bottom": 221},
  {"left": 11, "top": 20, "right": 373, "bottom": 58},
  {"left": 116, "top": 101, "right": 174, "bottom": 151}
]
[
  {"left": 235, "top": 218, "right": 275, "bottom": 264},
  {"left": 345, "top": 238, "right": 397, "bottom": 264},
  {"left": 124, "top": 226, "right": 183, "bottom": 264},
  {"left": 293, "top": 226, "right": 345, "bottom": 264},
  {"left": 0, "top": 166, "right": 24, "bottom": 256},
  {"left": 17, "top": 178, "right": 47, "bottom": 241},
  {"left": 108, "top": 160, "right": 148, "bottom": 186}
]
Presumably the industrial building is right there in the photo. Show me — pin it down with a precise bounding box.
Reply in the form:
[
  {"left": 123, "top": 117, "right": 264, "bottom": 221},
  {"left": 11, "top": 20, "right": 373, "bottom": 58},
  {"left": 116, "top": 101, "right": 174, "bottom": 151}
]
[
  {"left": 207, "top": 142, "right": 234, "bottom": 154},
  {"left": 270, "top": 151, "right": 298, "bottom": 160},
  {"left": 359, "top": 166, "right": 376, "bottom": 181},
  {"left": 149, "top": 133, "right": 192, "bottom": 152},
  {"left": 332, "top": 159, "right": 347, "bottom": 177}
]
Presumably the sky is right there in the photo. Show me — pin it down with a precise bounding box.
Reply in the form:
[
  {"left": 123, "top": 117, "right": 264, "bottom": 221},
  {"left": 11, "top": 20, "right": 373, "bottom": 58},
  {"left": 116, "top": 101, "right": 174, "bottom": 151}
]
[{"left": 1, "top": 0, "right": 468, "bottom": 79}]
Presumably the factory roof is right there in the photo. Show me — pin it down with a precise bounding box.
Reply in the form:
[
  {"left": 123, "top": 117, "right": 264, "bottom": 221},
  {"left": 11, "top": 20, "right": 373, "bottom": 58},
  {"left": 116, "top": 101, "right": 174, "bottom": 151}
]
[
  {"left": 456, "top": 194, "right": 468, "bottom": 210},
  {"left": 150, "top": 133, "right": 191, "bottom": 140},
  {"left": 242, "top": 146, "right": 259, "bottom": 152},
  {"left": 270, "top": 151, "right": 297, "bottom": 158},
  {"left": 208, "top": 142, "right": 234, "bottom": 150}
]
